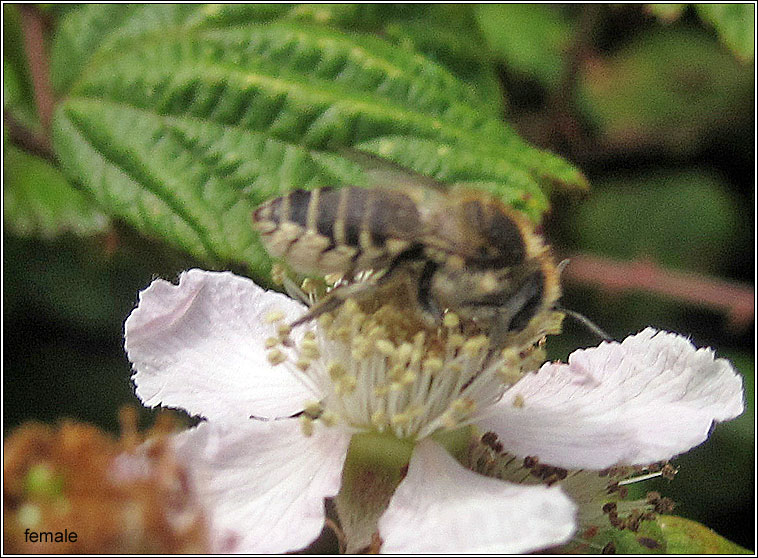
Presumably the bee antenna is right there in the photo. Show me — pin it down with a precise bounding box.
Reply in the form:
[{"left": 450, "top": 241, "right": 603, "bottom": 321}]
[{"left": 557, "top": 306, "right": 614, "bottom": 342}]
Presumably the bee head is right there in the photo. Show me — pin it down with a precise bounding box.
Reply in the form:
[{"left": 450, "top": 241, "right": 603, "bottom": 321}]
[{"left": 429, "top": 264, "right": 548, "bottom": 338}]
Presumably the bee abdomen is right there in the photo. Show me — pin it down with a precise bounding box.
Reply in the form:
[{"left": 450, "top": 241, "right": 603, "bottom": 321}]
[{"left": 253, "top": 188, "right": 419, "bottom": 274}]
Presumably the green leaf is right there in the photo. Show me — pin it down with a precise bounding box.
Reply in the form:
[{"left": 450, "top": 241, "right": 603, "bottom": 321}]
[
  {"left": 383, "top": 5, "right": 505, "bottom": 115},
  {"left": 50, "top": 4, "right": 290, "bottom": 93},
  {"left": 657, "top": 515, "right": 752, "bottom": 554},
  {"left": 572, "top": 168, "right": 741, "bottom": 275},
  {"left": 51, "top": 9, "right": 585, "bottom": 278},
  {"left": 4, "top": 145, "right": 108, "bottom": 237},
  {"left": 474, "top": 4, "right": 573, "bottom": 90},
  {"left": 695, "top": 3, "right": 755, "bottom": 61}
]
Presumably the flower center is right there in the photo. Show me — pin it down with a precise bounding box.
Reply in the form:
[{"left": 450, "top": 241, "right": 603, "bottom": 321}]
[{"left": 264, "top": 278, "right": 563, "bottom": 440}]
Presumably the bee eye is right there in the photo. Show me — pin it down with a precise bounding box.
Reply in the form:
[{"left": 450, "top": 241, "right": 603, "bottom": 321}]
[
  {"left": 507, "top": 270, "right": 545, "bottom": 332},
  {"left": 461, "top": 200, "right": 526, "bottom": 267}
]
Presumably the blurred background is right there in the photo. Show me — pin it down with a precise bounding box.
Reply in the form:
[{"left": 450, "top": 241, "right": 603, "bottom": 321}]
[{"left": 4, "top": 3, "right": 754, "bottom": 550}]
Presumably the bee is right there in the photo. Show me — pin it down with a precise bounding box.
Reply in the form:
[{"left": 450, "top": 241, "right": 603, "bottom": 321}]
[{"left": 252, "top": 155, "right": 561, "bottom": 347}]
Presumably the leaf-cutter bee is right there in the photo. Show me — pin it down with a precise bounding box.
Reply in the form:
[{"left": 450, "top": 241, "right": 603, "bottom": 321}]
[{"left": 252, "top": 154, "right": 561, "bottom": 347}]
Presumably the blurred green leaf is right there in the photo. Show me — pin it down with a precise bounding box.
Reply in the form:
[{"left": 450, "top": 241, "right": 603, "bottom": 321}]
[
  {"left": 696, "top": 4, "right": 755, "bottom": 61},
  {"left": 51, "top": 7, "right": 585, "bottom": 280},
  {"left": 578, "top": 26, "right": 753, "bottom": 155},
  {"left": 657, "top": 515, "right": 752, "bottom": 553},
  {"left": 4, "top": 145, "right": 108, "bottom": 237},
  {"left": 573, "top": 169, "right": 741, "bottom": 275},
  {"left": 474, "top": 4, "right": 573, "bottom": 90}
]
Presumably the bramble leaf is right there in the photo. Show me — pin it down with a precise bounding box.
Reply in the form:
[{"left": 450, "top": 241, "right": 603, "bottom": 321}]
[
  {"left": 51, "top": 5, "right": 585, "bottom": 278},
  {"left": 4, "top": 146, "right": 108, "bottom": 237}
]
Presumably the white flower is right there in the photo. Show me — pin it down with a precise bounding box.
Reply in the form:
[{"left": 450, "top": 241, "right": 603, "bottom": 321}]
[{"left": 124, "top": 269, "right": 744, "bottom": 553}]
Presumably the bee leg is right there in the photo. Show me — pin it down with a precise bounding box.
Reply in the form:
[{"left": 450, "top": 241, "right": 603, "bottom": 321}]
[
  {"left": 282, "top": 274, "right": 313, "bottom": 307},
  {"left": 289, "top": 280, "right": 382, "bottom": 327},
  {"left": 417, "top": 261, "right": 444, "bottom": 326},
  {"left": 289, "top": 245, "right": 425, "bottom": 328},
  {"left": 488, "top": 271, "right": 544, "bottom": 348}
]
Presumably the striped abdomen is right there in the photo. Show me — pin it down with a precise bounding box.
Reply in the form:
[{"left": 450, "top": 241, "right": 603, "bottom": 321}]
[{"left": 253, "top": 187, "right": 422, "bottom": 274}]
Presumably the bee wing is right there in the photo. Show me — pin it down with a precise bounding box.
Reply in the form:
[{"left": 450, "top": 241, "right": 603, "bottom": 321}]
[
  {"left": 339, "top": 150, "right": 487, "bottom": 260},
  {"left": 339, "top": 148, "right": 448, "bottom": 193}
]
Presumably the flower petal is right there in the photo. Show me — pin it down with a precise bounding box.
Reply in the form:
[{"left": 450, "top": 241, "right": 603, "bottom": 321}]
[
  {"left": 379, "top": 439, "right": 576, "bottom": 553},
  {"left": 479, "top": 328, "right": 744, "bottom": 469},
  {"left": 125, "top": 269, "right": 315, "bottom": 421},
  {"left": 173, "top": 419, "right": 350, "bottom": 553}
]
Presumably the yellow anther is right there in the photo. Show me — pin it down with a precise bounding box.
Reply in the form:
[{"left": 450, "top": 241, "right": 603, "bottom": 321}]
[
  {"left": 389, "top": 381, "right": 405, "bottom": 392},
  {"left": 512, "top": 394, "right": 525, "bottom": 408},
  {"left": 443, "top": 312, "right": 460, "bottom": 328},
  {"left": 300, "top": 415, "right": 314, "bottom": 437},
  {"left": 304, "top": 401, "right": 322, "bottom": 417},
  {"left": 334, "top": 326, "right": 351, "bottom": 342},
  {"left": 300, "top": 339, "right": 320, "bottom": 359},
  {"left": 500, "top": 347, "right": 520, "bottom": 366},
  {"left": 265, "top": 310, "right": 285, "bottom": 323},
  {"left": 396, "top": 343, "right": 413, "bottom": 364},
  {"left": 277, "top": 323, "right": 292, "bottom": 337},
  {"left": 304, "top": 331, "right": 316, "bottom": 341},
  {"left": 320, "top": 411, "right": 338, "bottom": 427},
  {"left": 422, "top": 357, "right": 444, "bottom": 375},
  {"left": 328, "top": 362, "right": 347, "bottom": 380},
  {"left": 267, "top": 349, "right": 286, "bottom": 366},
  {"left": 264, "top": 337, "right": 279, "bottom": 349},
  {"left": 448, "top": 334, "right": 465, "bottom": 349},
  {"left": 317, "top": 313, "right": 334, "bottom": 329},
  {"left": 400, "top": 371, "right": 417, "bottom": 385},
  {"left": 296, "top": 358, "right": 311, "bottom": 372},
  {"left": 389, "top": 364, "right": 406, "bottom": 381},
  {"left": 462, "top": 335, "right": 489, "bottom": 356},
  {"left": 375, "top": 339, "right": 396, "bottom": 357},
  {"left": 336, "top": 376, "right": 357, "bottom": 395}
]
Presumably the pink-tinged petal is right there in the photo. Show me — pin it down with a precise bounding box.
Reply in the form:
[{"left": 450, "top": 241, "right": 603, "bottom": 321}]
[
  {"left": 173, "top": 419, "right": 351, "bottom": 553},
  {"left": 125, "top": 269, "right": 315, "bottom": 421},
  {"left": 479, "top": 328, "right": 744, "bottom": 469},
  {"left": 379, "top": 440, "right": 576, "bottom": 553}
]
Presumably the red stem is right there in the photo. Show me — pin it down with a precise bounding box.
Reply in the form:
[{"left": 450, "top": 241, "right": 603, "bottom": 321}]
[
  {"left": 562, "top": 254, "right": 754, "bottom": 331},
  {"left": 19, "top": 4, "right": 55, "bottom": 134}
]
